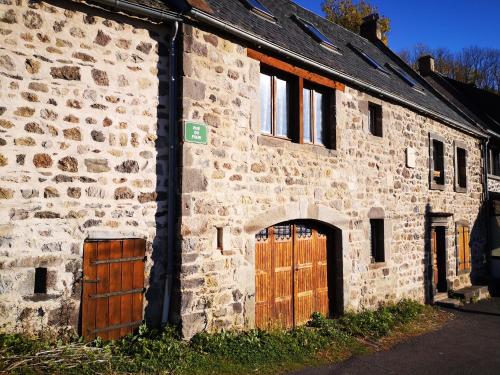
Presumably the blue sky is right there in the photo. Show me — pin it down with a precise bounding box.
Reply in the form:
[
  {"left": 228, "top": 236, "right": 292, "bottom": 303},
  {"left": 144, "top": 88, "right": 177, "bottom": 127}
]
[{"left": 293, "top": 0, "right": 500, "bottom": 52}]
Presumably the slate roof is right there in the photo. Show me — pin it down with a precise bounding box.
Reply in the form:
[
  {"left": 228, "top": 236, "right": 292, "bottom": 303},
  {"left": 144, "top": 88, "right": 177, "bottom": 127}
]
[
  {"left": 182, "top": 0, "right": 481, "bottom": 133},
  {"left": 423, "top": 72, "right": 500, "bottom": 137}
]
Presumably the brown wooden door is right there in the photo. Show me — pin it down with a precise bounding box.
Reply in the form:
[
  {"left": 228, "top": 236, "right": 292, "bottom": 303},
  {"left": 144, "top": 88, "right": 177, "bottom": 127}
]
[
  {"left": 255, "top": 223, "right": 330, "bottom": 329},
  {"left": 82, "top": 239, "right": 145, "bottom": 341},
  {"left": 431, "top": 228, "right": 439, "bottom": 291}
]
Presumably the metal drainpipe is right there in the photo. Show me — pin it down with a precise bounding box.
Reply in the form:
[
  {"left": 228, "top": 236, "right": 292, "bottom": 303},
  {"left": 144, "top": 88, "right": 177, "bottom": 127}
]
[
  {"left": 162, "top": 21, "right": 180, "bottom": 325},
  {"left": 484, "top": 138, "right": 491, "bottom": 279},
  {"left": 91, "top": 0, "right": 181, "bottom": 325}
]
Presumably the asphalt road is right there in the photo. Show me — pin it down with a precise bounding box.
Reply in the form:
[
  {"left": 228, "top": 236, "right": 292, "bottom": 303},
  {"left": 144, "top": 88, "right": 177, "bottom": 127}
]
[{"left": 292, "top": 297, "right": 500, "bottom": 375}]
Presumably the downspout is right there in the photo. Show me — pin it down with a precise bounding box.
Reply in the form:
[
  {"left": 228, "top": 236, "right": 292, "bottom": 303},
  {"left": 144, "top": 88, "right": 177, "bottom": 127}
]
[
  {"left": 91, "top": 0, "right": 182, "bottom": 324},
  {"left": 484, "top": 138, "right": 491, "bottom": 280},
  {"left": 162, "top": 21, "right": 180, "bottom": 325},
  {"left": 188, "top": 9, "right": 487, "bottom": 139}
]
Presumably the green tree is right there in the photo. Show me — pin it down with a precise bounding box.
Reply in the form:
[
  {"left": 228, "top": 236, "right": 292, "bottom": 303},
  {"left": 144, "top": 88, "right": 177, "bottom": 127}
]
[{"left": 322, "top": 0, "right": 391, "bottom": 44}]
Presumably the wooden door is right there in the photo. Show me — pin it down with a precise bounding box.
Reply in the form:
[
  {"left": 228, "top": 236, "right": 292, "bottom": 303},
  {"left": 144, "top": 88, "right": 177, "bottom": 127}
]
[
  {"left": 255, "top": 223, "right": 331, "bottom": 329},
  {"left": 431, "top": 227, "right": 447, "bottom": 294},
  {"left": 294, "top": 224, "right": 315, "bottom": 326},
  {"left": 431, "top": 228, "right": 439, "bottom": 291},
  {"left": 82, "top": 239, "right": 145, "bottom": 341}
]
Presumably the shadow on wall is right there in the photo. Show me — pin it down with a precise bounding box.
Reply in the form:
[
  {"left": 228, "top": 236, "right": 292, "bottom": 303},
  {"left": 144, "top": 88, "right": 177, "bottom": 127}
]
[
  {"left": 144, "top": 28, "right": 174, "bottom": 327},
  {"left": 42, "top": 0, "right": 176, "bottom": 331}
]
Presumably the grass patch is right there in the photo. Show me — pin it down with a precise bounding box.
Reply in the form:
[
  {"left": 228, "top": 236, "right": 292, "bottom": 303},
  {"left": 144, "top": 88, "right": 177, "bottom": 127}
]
[{"left": 0, "top": 300, "right": 449, "bottom": 374}]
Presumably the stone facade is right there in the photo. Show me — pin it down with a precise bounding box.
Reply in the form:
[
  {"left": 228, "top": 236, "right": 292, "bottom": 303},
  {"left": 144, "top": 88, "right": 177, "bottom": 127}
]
[
  {"left": 0, "top": 2, "right": 489, "bottom": 339},
  {"left": 488, "top": 176, "right": 500, "bottom": 194},
  {"left": 176, "top": 24, "right": 488, "bottom": 338},
  {"left": 0, "top": 0, "right": 171, "bottom": 334}
]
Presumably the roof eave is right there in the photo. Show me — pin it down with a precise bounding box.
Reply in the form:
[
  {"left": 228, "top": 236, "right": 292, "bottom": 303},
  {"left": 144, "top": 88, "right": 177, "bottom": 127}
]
[{"left": 89, "top": 0, "right": 183, "bottom": 21}]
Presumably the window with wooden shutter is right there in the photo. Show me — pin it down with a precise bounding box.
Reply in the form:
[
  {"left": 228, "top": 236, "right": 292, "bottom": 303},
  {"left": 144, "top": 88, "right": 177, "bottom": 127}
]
[{"left": 456, "top": 224, "right": 471, "bottom": 273}]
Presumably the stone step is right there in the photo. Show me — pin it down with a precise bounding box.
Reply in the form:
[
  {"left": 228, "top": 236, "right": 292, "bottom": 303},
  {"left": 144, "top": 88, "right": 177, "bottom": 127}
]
[
  {"left": 452, "top": 286, "right": 490, "bottom": 304},
  {"left": 433, "top": 292, "right": 449, "bottom": 302},
  {"left": 435, "top": 298, "right": 463, "bottom": 308}
]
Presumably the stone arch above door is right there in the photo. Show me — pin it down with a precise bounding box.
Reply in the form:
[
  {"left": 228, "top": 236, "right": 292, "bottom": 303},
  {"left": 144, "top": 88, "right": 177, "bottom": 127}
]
[{"left": 243, "top": 201, "right": 350, "bottom": 235}]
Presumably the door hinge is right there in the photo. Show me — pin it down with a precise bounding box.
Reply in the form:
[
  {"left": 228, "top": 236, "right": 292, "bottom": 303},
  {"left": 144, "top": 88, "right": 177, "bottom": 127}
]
[{"left": 83, "top": 277, "right": 100, "bottom": 284}]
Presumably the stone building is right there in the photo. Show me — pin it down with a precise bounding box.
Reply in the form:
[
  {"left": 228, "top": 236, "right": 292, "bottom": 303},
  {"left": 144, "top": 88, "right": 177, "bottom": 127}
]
[
  {"left": 0, "top": 0, "right": 491, "bottom": 339},
  {"left": 418, "top": 55, "right": 500, "bottom": 282}
]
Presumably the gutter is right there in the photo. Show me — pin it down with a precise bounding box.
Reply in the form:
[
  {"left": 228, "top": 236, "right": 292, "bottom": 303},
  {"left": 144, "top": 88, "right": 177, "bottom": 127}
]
[
  {"left": 188, "top": 8, "right": 487, "bottom": 139},
  {"left": 90, "top": 0, "right": 182, "bottom": 21}
]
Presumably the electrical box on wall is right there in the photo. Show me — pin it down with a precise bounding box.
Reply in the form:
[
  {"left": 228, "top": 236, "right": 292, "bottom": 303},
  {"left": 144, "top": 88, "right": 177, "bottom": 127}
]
[{"left": 406, "top": 147, "right": 417, "bottom": 168}]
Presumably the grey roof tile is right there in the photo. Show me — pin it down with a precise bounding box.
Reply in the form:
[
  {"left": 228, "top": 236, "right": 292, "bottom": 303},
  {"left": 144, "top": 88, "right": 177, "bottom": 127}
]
[{"left": 195, "top": 0, "right": 478, "bottom": 130}]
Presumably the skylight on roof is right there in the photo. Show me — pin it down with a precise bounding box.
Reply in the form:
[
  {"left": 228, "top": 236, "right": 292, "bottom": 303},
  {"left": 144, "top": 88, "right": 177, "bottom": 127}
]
[
  {"left": 293, "top": 15, "right": 340, "bottom": 53},
  {"left": 348, "top": 43, "right": 390, "bottom": 75},
  {"left": 242, "top": 0, "right": 275, "bottom": 20},
  {"left": 386, "top": 63, "right": 418, "bottom": 87}
]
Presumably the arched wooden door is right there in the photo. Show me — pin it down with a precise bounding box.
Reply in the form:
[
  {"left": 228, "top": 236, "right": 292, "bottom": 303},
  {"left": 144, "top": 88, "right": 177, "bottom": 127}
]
[{"left": 255, "top": 222, "right": 331, "bottom": 329}]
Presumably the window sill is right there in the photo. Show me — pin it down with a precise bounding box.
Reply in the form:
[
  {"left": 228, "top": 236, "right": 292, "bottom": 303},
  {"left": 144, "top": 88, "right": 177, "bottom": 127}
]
[
  {"left": 488, "top": 174, "right": 500, "bottom": 182},
  {"left": 430, "top": 183, "right": 445, "bottom": 191},
  {"left": 257, "top": 135, "right": 337, "bottom": 157},
  {"left": 369, "top": 261, "right": 386, "bottom": 270},
  {"left": 367, "top": 133, "right": 383, "bottom": 141},
  {"left": 455, "top": 187, "right": 467, "bottom": 193}
]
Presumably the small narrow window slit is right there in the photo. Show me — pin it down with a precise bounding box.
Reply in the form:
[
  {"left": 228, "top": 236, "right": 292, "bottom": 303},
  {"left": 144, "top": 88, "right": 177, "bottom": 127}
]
[
  {"left": 34, "top": 267, "right": 47, "bottom": 294},
  {"left": 217, "top": 227, "right": 224, "bottom": 251}
]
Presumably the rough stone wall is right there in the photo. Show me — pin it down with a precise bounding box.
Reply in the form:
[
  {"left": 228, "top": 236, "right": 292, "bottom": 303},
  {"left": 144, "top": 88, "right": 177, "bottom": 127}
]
[
  {"left": 488, "top": 177, "right": 500, "bottom": 194},
  {"left": 0, "top": 0, "right": 171, "bottom": 334},
  {"left": 177, "top": 24, "right": 487, "bottom": 337}
]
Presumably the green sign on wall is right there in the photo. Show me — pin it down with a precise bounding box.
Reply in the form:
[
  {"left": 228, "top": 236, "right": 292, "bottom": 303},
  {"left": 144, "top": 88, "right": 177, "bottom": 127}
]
[{"left": 184, "top": 121, "right": 208, "bottom": 144}]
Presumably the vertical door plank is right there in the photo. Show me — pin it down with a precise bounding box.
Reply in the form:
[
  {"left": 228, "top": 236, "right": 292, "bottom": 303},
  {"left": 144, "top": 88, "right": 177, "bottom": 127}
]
[
  {"left": 458, "top": 226, "right": 464, "bottom": 272},
  {"left": 82, "top": 242, "right": 97, "bottom": 341},
  {"left": 294, "top": 224, "right": 314, "bottom": 326},
  {"left": 131, "top": 239, "right": 145, "bottom": 328},
  {"left": 108, "top": 240, "right": 123, "bottom": 340},
  {"left": 255, "top": 230, "right": 272, "bottom": 329},
  {"left": 464, "top": 227, "right": 471, "bottom": 271},
  {"left": 432, "top": 229, "right": 438, "bottom": 292},
  {"left": 315, "top": 229, "right": 329, "bottom": 317},
  {"left": 120, "top": 240, "right": 135, "bottom": 337},
  {"left": 95, "top": 241, "right": 111, "bottom": 340},
  {"left": 273, "top": 229, "right": 293, "bottom": 329}
]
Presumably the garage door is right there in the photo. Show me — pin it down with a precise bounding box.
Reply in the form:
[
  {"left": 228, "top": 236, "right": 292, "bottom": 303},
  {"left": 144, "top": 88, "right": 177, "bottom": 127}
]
[{"left": 255, "top": 222, "right": 330, "bottom": 329}]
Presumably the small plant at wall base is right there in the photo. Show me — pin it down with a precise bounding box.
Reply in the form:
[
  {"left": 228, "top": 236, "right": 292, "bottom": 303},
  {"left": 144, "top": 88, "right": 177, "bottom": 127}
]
[{"left": 0, "top": 300, "right": 449, "bottom": 375}]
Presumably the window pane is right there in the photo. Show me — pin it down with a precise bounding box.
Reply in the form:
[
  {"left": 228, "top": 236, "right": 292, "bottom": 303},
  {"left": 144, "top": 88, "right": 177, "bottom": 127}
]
[
  {"left": 315, "top": 91, "right": 324, "bottom": 145},
  {"left": 303, "top": 88, "right": 311, "bottom": 143},
  {"left": 260, "top": 73, "right": 272, "bottom": 134},
  {"left": 275, "top": 77, "right": 289, "bottom": 137}
]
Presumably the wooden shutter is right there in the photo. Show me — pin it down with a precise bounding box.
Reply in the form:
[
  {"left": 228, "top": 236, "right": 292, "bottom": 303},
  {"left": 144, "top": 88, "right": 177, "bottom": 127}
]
[
  {"left": 457, "top": 225, "right": 471, "bottom": 272},
  {"left": 464, "top": 226, "right": 471, "bottom": 271},
  {"left": 82, "top": 239, "right": 145, "bottom": 341}
]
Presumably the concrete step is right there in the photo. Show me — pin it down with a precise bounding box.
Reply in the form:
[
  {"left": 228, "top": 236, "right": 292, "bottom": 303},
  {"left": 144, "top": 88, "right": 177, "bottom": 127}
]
[
  {"left": 435, "top": 297, "right": 463, "bottom": 308},
  {"left": 452, "top": 286, "right": 490, "bottom": 304}
]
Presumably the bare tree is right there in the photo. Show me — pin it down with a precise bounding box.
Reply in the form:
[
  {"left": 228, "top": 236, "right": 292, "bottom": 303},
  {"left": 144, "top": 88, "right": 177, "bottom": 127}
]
[{"left": 399, "top": 45, "right": 500, "bottom": 93}]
